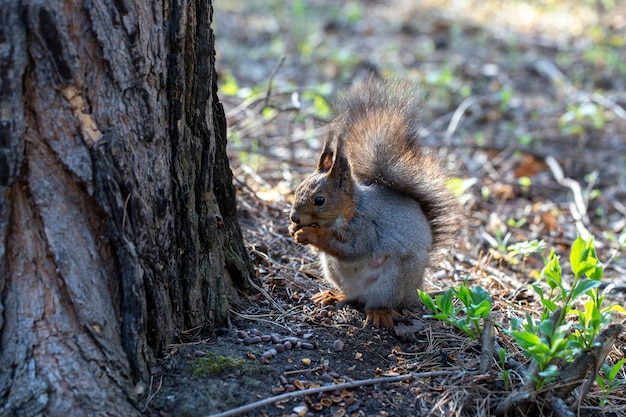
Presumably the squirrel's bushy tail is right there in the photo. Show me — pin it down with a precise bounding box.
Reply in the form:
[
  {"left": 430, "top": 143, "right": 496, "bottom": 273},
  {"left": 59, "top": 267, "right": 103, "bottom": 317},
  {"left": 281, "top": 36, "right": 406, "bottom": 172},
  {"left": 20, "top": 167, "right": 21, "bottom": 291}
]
[{"left": 330, "top": 77, "right": 461, "bottom": 253}]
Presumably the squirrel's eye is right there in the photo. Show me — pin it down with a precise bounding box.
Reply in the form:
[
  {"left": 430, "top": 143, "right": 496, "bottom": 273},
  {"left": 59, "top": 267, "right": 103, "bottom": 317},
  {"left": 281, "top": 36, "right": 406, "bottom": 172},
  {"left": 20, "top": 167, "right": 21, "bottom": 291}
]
[{"left": 314, "top": 196, "right": 325, "bottom": 206}]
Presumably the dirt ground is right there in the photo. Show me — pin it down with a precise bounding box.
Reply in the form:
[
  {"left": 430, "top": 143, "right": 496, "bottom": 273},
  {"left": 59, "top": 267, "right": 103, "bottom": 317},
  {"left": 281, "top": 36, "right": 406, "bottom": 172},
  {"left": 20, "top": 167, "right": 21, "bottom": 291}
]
[{"left": 147, "top": 1, "right": 626, "bottom": 416}]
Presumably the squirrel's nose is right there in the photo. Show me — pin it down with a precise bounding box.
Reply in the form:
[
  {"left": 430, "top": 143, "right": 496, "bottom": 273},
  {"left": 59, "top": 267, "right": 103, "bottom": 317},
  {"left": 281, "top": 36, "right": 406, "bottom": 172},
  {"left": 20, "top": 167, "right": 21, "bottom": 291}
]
[{"left": 290, "top": 213, "right": 299, "bottom": 224}]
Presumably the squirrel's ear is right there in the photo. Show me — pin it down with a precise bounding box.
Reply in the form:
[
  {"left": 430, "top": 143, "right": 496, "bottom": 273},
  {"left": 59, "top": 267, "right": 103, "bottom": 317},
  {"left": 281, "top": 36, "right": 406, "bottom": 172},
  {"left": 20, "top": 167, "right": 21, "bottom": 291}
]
[
  {"left": 317, "top": 151, "right": 334, "bottom": 172},
  {"left": 318, "top": 130, "right": 343, "bottom": 172},
  {"left": 329, "top": 155, "right": 352, "bottom": 192},
  {"left": 317, "top": 135, "right": 337, "bottom": 172}
]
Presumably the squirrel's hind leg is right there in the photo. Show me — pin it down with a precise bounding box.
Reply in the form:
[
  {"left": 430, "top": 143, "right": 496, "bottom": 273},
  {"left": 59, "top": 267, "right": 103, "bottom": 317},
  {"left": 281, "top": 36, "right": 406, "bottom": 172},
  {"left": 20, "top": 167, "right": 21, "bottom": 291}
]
[
  {"left": 311, "top": 290, "right": 346, "bottom": 305},
  {"left": 364, "top": 309, "right": 401, "bottom": 328}
]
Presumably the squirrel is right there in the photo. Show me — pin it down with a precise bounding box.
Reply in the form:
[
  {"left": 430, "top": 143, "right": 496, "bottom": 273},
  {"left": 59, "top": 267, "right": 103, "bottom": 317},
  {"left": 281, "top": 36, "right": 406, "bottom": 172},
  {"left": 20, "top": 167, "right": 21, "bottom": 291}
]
[{"left": 288, "top": 77, "right": 461, "bottom": 328}]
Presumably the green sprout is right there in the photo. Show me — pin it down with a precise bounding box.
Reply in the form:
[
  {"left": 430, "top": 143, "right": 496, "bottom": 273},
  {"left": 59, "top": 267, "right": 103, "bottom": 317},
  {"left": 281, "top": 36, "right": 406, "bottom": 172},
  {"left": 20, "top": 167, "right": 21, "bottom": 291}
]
[{"left": 419, "top": 282, "right": 492, "bottom": 340}]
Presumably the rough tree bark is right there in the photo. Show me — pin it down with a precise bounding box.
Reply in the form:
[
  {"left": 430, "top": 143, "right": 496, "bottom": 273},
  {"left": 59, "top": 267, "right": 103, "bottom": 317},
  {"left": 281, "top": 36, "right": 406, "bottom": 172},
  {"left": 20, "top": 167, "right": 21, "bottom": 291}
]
[{"left": 0, "top": 0, "right": 255, "bottom": 415}]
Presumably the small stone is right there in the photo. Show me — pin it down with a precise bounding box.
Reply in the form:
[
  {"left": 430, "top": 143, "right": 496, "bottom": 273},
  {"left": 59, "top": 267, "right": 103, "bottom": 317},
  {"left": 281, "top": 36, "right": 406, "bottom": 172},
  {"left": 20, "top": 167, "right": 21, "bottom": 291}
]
[
  {"left": 284, "top": 384, "right": 296, "bottom": 392},
  {"left": 273, "top": 343, "right": 285, "bottom": 353},
  {"left": 250, "top": 336, "right": 262, "bottom": 344},
  {"left": 283, "top": 341, "right": 292, "bottom": 350},
  {"left": 242, "top": 336, "right": 253, "bottom": 345},
  {"left": 321, "top": 372, "right": 333, "bottom": 382},
  {"left": 301, "top": 358, "right": 311, "bottom": 366},
  {"left": 332, "top": 339, "right": 344, "bottom": 351},
  {"left": 272, "top": 386, "right": 285, "bottom": 395},
  {"left": 133, "top": 382, "right": 146, "bottom": 396},
  {"left": 261, "top": 334, "right": 271, "bottom": 342},
  {"left": 301, "top": 342, "right": 315, "bottom": 350},
  {"left": 270, "top": 334, "right": 283, "bottom": 344},
  {"left": 332, "top": 407, "right": 346, "bottom": 416},
  {"left": 237, "top": 330, "right": 248, "bottom": 339},
  {"left": 293, "top": 405, "right": 308, "bottom": 416},
  {"left": 249, "top": 328, "right": 260, "bottom": 336}
]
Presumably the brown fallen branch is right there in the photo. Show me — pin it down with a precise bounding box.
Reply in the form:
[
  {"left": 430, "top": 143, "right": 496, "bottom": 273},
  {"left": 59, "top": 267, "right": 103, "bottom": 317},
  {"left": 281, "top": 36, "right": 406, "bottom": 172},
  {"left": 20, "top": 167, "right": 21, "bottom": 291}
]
[
  {"left": 496, "top": 324, "right": 624, "bottom": 417},
  {"left": 205, "top": 370, "right": 454, "bottom": 417}
]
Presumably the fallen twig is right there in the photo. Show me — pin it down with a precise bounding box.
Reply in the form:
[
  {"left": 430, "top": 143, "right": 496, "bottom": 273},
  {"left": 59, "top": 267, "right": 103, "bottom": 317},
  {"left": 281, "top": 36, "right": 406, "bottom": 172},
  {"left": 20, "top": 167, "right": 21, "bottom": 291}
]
[
  {"left": 205, "top": 370, "right": 453, "bottom": 417},
  {"left": 545, "top": 155, "right": 591, "bottom": 239}
]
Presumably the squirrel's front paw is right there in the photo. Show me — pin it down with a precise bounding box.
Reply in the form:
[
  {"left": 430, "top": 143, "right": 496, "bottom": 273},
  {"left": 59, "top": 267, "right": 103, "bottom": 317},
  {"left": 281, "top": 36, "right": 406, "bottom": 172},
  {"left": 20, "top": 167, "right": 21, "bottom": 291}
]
[
  {"left": 288, "top": 222, "right": 300, "bottom": 237},
  {"left": 364, "top": 309, "right": 400, "bottom": 328},
  {"left": 293, "top": 226, "right": 318, "bottom": 245}
]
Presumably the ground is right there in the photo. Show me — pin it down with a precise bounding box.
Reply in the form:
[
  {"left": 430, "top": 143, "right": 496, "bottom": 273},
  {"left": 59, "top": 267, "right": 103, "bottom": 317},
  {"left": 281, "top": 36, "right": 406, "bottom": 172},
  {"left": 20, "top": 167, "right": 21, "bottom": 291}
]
[{"left": 147, "top": 1, "right": 626, "bottom": 416}]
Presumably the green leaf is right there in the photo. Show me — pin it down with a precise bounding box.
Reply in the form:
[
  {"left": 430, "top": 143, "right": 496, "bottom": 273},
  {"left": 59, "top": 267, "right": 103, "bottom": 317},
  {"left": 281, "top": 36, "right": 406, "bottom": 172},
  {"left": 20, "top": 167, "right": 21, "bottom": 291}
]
[
  {"left": 418, "top": 290, "right": 438, "bottom": 312},
  {"left": 570, "top": 235, "right": 586, "bottom": 276},
  {"left": 471, "top": 286, "right": 492, "bottom": 304},
  {"left": 608, "top": 358, "right": 626, "bottom": 381},
  {"left": 455, "top": 284, "right": 472, "bottom": 307},
  {"left": 570, "top": 236, "right": 598, "bottom": 278},
  {"left": 541, "top": 298, "right": 559, "bottom": 313},
  {"left": 436, "top": 289, "right": 454, "bottom": 315},
  {"left": 510, "top": 317, "right": 523, "bottom": 331},
  {"left": 571, "top": 279, "right": 603, "bottom": 301},
  {"left": 587, "top": 264, "right": 604, "bottom": 281},
  {"left": 498, "top": 348, "right": 507, "bottom": 364},
  {"left": 528, "top": 342, "right": 551, "bottom": 355},
  {"left": 471, "top": 300, "right": 492, "bottom": 318},
  {"left": 432, "top": 313, "right": 451, "bottom": 322},
  {"left": 539, "top": 364, "right": 559, "bottom": 378},
  {"left": 532, "top": 283, "right": 544, "bottom": 299},
  {"left": 602, "top": 304, "right": 626, "bottom": 315},
  {"left": 538, "top": 320, "right": 554, "bottom": 337},
  {"left": 511, "top": 331, "right": 541, "bottom": 348}
]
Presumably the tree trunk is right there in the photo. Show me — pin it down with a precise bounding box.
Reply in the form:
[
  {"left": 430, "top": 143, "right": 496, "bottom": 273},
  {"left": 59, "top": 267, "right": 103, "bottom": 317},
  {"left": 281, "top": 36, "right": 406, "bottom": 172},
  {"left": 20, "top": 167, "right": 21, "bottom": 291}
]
[{"left": 0, "top": 0, "right": 255, "bottom": 415}]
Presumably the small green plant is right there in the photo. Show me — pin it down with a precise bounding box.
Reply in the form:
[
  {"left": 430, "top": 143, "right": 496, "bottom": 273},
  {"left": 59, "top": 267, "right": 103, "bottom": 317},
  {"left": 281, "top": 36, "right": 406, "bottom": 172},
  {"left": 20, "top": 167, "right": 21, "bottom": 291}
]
[
  {"left": 506, "top": 216, "right": 527, "bottom": 229},
  {"left": 492, "top": 229, "right": 512, "bottom": 254},
  {"left": 517, "top": 176, "right": 532, "bottom": 193},
  {"left": 506, "top": 239, "right": 546, "bottom": 270},
  {"left": 517, "top": 132, "right": 534, "bottom": 147},
  {"left": 419, "top": 283, "right": 492, "bottom": 340},
  {"left": 499, "top": 347, "right": 513, "bottom": 391},
  {"left": 510, "top": 235, "right": 626, "bottom": 390},
  {"left": 498, "top": 86, "right": 515, "bottom": 112},
  {"left": 559, "top": 102, "right": 607, "bottom": 136},
  {"left": 597, "top": 359, "right": 626, "bottom": 406}
]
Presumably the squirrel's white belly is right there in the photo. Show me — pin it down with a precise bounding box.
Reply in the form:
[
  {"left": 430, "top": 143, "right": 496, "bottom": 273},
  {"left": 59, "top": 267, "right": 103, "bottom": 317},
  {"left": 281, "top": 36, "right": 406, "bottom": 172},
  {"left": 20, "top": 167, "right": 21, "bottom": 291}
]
[{"left": 321, "top": 253, "right": 391, "bottom": 301}]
